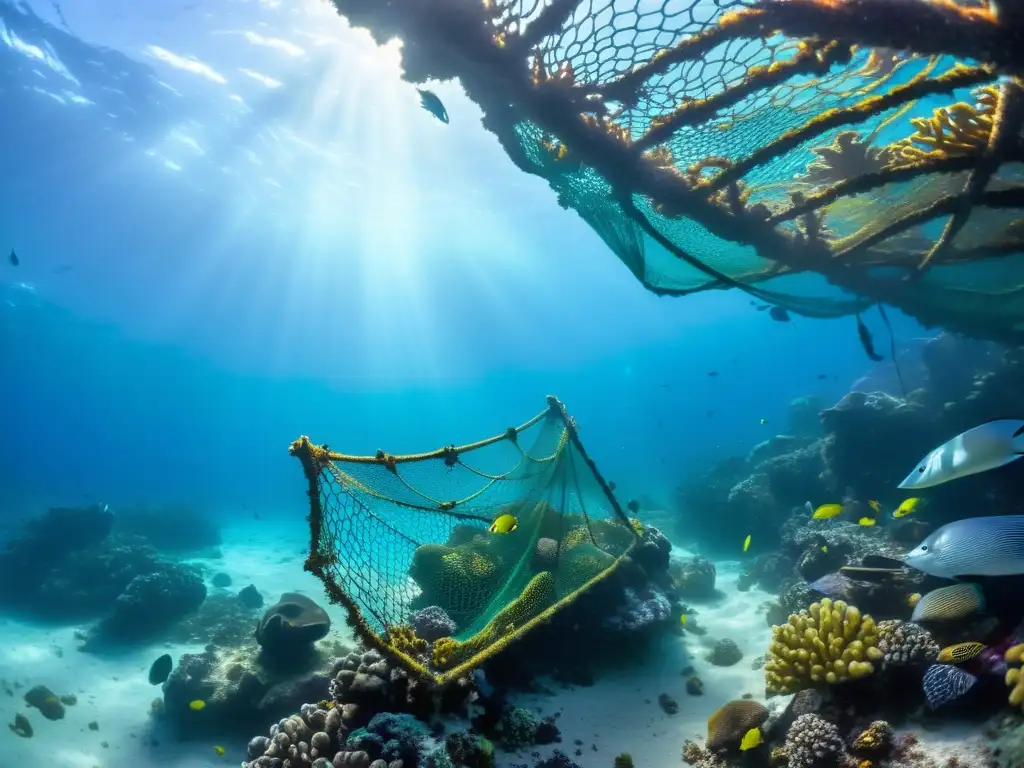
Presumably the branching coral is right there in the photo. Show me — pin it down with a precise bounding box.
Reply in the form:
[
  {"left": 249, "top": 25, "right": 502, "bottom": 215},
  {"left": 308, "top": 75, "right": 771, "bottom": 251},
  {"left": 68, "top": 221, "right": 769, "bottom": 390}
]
[
  {"left": 797, "top": 130, "right": 896, "bottom": 186},
  {"left": 888, "top": 85, "right": 999, "bottom": 166},
  {"left": 764, "top": 598, "right": 883, "bottom": 694}
]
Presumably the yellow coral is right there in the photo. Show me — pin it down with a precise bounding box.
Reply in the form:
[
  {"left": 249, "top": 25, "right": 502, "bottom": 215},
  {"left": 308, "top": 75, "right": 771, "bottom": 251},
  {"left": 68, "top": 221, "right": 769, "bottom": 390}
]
[
  {"left": 764, "top": 598, "right": 884, "bottom": 694},
  {"left": 1005, "top": 643, "right": 1024, "bottom": 706},
  {"left": 430, "top": 571, "right": 555, "bottom": 671},
  {"left": 385, "top": 625, "right": 427, "bottom": 657},
  {"left": 888, "top": 85, "right": 998, "bottom": 166}
]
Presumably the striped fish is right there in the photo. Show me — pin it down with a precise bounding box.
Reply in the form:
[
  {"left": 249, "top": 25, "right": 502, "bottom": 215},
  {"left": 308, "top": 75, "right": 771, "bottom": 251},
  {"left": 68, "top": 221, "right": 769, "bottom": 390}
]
[
  {"left": 923, "top": 663, "right": 977, "bottom": 708},
  {"left": 911, "top": 583, "right": 985, "bottom": 622},
  {"left": 904, "top": 515, "right": 1024, "bottom": 578},
  {"left": 899, "top": 420, "right": 1024, "bottom": 490}
]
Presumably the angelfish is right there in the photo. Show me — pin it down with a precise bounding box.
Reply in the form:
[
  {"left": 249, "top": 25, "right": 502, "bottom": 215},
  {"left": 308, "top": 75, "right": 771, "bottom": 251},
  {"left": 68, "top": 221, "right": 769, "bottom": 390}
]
[
  {"left": 904, "top": 515, "right": 1024, "bottom": 578},
  {"left": 898, "top": 420, "right": 1024, "bottom": 490}
]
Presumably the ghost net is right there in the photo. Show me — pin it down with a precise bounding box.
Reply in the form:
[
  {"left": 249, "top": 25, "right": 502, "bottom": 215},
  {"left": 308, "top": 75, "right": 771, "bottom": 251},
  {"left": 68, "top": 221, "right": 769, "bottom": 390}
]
[{"left": 290, "top": 395, "right": 639, "bottom": 685}]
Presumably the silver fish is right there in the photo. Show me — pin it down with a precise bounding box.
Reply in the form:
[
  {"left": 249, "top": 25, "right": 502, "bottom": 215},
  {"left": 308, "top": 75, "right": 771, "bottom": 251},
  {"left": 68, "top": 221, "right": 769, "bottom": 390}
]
[
  {"left": 905, "top": 515, "right": 1024, "bottom": 578},
  {"left": 898, "top": 420, "right": 1024, "bottom": 490}
]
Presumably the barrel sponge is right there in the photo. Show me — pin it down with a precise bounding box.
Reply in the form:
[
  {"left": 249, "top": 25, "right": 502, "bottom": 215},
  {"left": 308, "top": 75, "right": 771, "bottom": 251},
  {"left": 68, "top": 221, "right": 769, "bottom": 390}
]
[
  {"left": 431, "top": 571, "right": 555, "bottom": 670},
  {"left": 1004, "top": 643, "right": 1024, "bottom": 706},
  {"left": 706, "top": 699, "right": 769, "bottom": 750},
  {"left": 764, "top": 598, "right": 884, "bottom": 694}
]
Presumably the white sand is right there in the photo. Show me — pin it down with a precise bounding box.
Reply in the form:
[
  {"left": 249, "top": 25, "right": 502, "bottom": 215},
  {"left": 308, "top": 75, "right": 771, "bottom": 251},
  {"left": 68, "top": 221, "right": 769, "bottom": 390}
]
[
  {"left": 0, "top": 519, "right": 354, "bottom": 767},
  {"left": 0, "top": 529, "right": 994, "bottom": 767},
  {"left": 499, "top": 559, "right": 778, "bottom": 767}
]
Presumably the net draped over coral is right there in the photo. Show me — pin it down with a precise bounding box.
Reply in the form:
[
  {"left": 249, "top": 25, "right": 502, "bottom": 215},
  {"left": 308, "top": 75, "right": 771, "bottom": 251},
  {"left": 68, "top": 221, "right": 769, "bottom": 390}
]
[
  {"left": 290, "top": 396, "right": 638, "bottom": 685},
  {"left": 328, "top": 0, "right": 1024, "bottom": 343}
]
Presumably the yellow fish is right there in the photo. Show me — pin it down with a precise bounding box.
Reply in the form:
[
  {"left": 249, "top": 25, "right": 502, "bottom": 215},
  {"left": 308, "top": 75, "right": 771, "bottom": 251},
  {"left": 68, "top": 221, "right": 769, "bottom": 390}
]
[
  {"left": 213, "top": 745, "right": 226, "bottom": 756},
  {"left": 908, "top": 593, "right": 921, "bottom": 608},
  {"left": 739, "top": 727, "right": 763, "bottom": 751},
  {"left": 743, "top": 534, "right": 751, "bottom": 552},
  {"left": 858, "top": 517, "right": 876, "bottom": 527},
  {"left": 759, "top": 418, "right": 768, "bottom": 425},
  {"left": 488, "top": 514, "right": 518, "bottom": 534},
  {"left": 812, "top": 504, "right": 842, "bottom": 520},
  {"left": 821, "top": 545, "right": 828, "bottom": 553},
  {"left": 188, "top": 700, "right": 206, "bottom": 711},
  {"left": 894, "top": 497, "right": 923, "bottom": 518},
  {"left": 868, "top": 500, "right": 882, "bottom": 513},
  {"left": 937, "top": 641, "right": 986, "bottom": 664},
  {"left": 679, "top": 614, "right": 688, "bottom": 626}
]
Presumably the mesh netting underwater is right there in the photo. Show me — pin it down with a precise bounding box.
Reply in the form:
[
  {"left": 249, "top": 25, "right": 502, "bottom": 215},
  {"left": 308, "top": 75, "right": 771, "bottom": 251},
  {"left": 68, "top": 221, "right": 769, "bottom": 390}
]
[
  {"left": 329, "top": 0, "right": 1024, "bottom": 343},
  {"left": 290, "top": 395, "right": 639, "bottom": 685}
]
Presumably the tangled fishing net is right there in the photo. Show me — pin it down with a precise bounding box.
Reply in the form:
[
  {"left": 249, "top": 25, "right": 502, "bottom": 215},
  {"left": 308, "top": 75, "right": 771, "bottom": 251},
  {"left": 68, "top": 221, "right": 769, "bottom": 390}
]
[
  {"left": 290, "top": 396, "right": 638, "bottom": 685},
  {"left": 328, "top": 0, "right": 1024, "bottom": 343}
]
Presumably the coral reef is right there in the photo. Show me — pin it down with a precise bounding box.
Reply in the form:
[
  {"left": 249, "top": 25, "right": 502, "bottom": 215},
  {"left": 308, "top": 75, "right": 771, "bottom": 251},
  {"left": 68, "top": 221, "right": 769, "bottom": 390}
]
[
  {"left": 408, "top": 606, "right": 456, "bottom": 642},
  {"left": 707, "top": 638, "right": 743, "bottom": 667},
  {"left": 765, "top": 599, "right": 883, "bottom": 694},
  {"left": 876, "top": 620, "right": 940, "bottom": 669},
  {"left": 706, "top": 699, "right": 769, "bottom": 750},
  {"left": 784, "top": 714, "right": 845, "bottom": 768},
  {"left": 671, "top": 556, "right": 717, "bottom": 599}
]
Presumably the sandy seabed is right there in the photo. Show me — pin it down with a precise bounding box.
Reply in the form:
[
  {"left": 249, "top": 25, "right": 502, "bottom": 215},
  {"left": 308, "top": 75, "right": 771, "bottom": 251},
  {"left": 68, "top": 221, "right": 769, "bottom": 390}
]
[{"left": 0, "top": 530, "right": 992, "bottom": 768}]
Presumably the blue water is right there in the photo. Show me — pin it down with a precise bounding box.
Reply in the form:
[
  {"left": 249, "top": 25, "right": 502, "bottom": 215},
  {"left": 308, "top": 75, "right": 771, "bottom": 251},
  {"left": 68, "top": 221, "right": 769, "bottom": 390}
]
[{"left": 0, "top": 0, "right": 938, "bottom": 764}]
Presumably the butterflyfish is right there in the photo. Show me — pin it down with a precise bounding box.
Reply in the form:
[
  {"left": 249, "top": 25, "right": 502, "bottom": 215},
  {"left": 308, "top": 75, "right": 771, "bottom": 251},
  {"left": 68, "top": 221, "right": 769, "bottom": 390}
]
[
  {"left": 488, "top": 514, "right": 518, "bottom": 534},
  {"left": 813, "top": 504, "right": 842, "bottom": 520}
]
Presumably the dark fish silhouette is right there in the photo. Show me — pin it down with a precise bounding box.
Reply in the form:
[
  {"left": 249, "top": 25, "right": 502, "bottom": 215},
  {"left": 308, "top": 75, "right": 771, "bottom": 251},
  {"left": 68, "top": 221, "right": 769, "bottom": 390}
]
[
  {"left": 707, "top": 370, "right": 719, "bottom": 377},
  {"left": 9, "top": 249, "right": 18, "bottom": 266},
  {"left": 416, "top": 88, "right": 449, "bottom": 124},
  {"left": 817, "top": 373, "right": 827, "bottom": 380},
  {"left": 148, "top": 654, "right": 173, "bottom": 685},
  {"left": 769, "top": 306, "right": 791, "bottom": 322},
  {"left": 856, "top": 314, "right": 884, "bottom": 361}
]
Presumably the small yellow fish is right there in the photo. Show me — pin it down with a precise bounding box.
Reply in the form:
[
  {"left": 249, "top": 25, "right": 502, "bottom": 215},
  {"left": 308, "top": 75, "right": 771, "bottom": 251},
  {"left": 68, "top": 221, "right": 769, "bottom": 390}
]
[
  {"left": 679, "top": 614, "right": 688, "bottom": 626},
  {"left": 858, "top": 517, "right": 876, "bottom": 527},
  {"left": 743, "top": 534, "right": 752, "bottom": 552},
  {"left": 868, "top": 500, "right": 882, "bottom": 513},
  {"left": 821, "top": 545, "right": 828, "bottom": 553},
  {"left": 739, "top": 727, "right": 763, "bottom": 751},
  {"left": 488, "top": 513, "right": 518, "bottom": 534},
  {"left": 908, "top": 593, "right": 921, "bottom": 608},
  {"left": 894, "top": 497, "right": 923, "bottom": 518},
  {"left": 189, "top": 700, "right": 206, "bottom": 711},
  {"left": 937, "top": 641, "right": 986, "bottom": 664},
  {"left": 213, "top": 745, "right": 226, "bottom": 756},
  {"left": 813, "top": 504, "right": 842, "bottom": 520}
]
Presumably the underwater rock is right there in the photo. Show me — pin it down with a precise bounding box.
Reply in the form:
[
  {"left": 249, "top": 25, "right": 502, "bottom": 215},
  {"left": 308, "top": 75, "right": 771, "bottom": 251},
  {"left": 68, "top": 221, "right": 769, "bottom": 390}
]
[
  {"left": 532, "top": 537, "right": 559, "bottom": 571},
  {"left": 24, "top": 684, "right": 65, "bottom": 720},
  {"left": 685, "top": 676, "right": 703, "bottom": 695},
  {"left": 498, "top": 706, "right": 538, "bottom": 749},
  {"left": 408, "top": 605, "right": 456, "bottom": 642},
  {"left": 630, "top": 525, "right": 672, "bottom": 575},
  {"left": 671, "top": 556, "right": 716, "bottom": 599},
  {"left": 706, "top": 700, "right": 768, "bottom": 750},
  {"left": 173, "top": 592, "right": 264, "bottom": 647},
  {"left": 851, "top": 720, "right": 894, "bottom": 756},
  {"left": 707, "top": 638, "right": 743, "bottom": 667},
  {"left": 346, "top": 712, "right": 428, "bottom": 765},
  {"left": 163, "top": 640, "right": 344, "bottom": 737},
  {"left": 658, "top": 693, "right": 679, "bottom": 715},
  {"left": 779, "top": 582, "right": 815, "bottom": 617},
  {"left": 238, "top": 584, "right": 265, "bottom": 610},
  {"left": 603, "top": 586, "right": 672, "bottom": 631},
  {"left": 256, "top": 593, "right": 331, "bottom": 665},
  {"left": 798, "top": 545, "right": 849, "bottom": 584},
  {"left": 741, "top": 553, "right": 795, "bottom": 594},
  {"left": 788, "top": 396, "right": 826, "bottom": 438},
  {"left": 212, "top": 572, "right": 232, "bottom": 588},
  {"left": 86, "top": 562, "right": 206, "bottom": 646}
]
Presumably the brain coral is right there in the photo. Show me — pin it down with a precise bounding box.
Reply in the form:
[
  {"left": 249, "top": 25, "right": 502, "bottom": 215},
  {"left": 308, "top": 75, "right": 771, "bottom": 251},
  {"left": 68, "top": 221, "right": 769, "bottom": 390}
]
[
  {"left": 764, "top": 598, "right": 883, "bottom": 694},
  {"left": 706, "top": 699, "right": 769, "bottom": 750}
]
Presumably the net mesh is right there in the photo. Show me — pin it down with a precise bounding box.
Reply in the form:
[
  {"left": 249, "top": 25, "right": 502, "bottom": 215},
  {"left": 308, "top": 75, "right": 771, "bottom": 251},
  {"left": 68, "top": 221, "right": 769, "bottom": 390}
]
[
  {"left": 329, "top": 0, "right": 1024, "bottom": 343},
  {"left": 290, "top": 395, "right": 639, "bottom": 685}
]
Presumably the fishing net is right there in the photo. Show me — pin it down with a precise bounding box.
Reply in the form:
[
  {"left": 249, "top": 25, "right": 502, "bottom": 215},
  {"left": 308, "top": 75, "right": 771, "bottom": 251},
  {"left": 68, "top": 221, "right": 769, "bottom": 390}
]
[
  {"left": 329, "top": 0, "right": 1024, "bottom": 343},
  {"left": 289, "top": 395, "right": 639, "bottom": 685}
]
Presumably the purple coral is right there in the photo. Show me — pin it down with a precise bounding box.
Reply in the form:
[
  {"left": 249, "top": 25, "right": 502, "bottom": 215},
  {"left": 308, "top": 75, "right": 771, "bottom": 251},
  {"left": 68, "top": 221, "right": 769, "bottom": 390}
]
[{"left": 408, "top": 605, "right": 456, "bottom": 642}]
